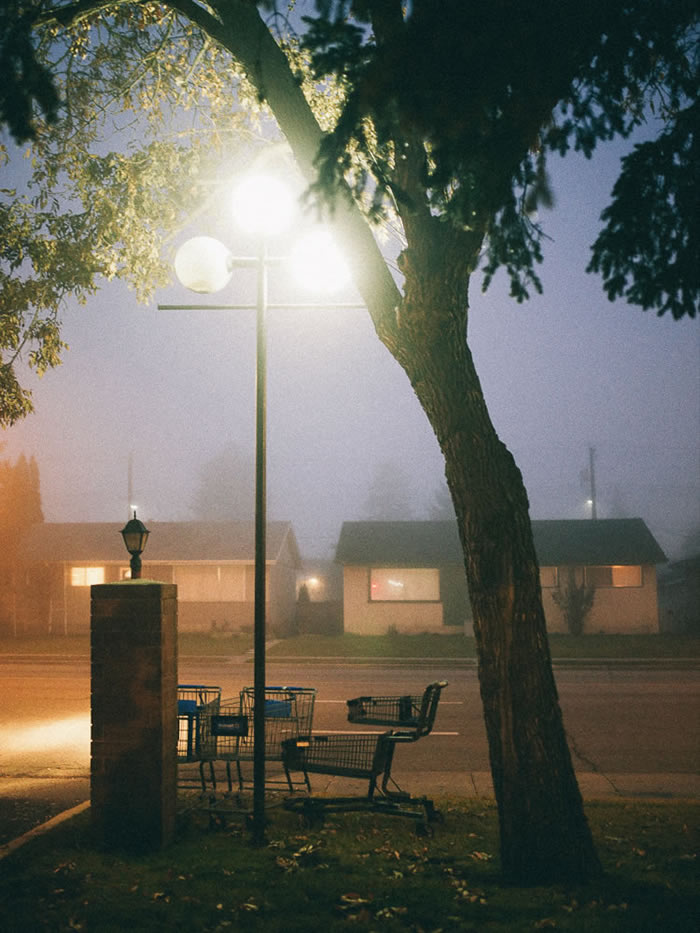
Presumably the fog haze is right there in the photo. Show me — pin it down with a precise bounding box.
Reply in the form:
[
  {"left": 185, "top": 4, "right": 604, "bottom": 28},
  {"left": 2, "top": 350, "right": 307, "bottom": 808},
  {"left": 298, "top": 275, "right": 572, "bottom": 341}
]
[{"left": 2, "top": 141, "right": 698, "bottom": 561}]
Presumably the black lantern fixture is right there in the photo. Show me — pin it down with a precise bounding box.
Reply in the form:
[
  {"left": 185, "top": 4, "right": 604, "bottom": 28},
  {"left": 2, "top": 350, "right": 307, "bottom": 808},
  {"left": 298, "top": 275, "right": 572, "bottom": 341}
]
[{"left": 120, "top": 510, "right": 150, "bottom": 580}]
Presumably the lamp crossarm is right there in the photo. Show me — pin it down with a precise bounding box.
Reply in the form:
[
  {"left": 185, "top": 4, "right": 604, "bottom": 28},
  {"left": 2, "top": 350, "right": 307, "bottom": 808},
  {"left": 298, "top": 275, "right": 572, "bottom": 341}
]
[{"left": 157, "top": 302, "right": 366, "bottom": 311}]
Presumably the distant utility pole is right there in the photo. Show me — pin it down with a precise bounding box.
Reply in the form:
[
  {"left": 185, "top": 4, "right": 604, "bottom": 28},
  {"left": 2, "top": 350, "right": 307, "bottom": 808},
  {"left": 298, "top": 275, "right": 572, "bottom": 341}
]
[
  {"left": 588, "top": 446, "right": 598, "bottom": 520},
  {"left": 127, "top": 450, "right": 134, "bottom": 519}
]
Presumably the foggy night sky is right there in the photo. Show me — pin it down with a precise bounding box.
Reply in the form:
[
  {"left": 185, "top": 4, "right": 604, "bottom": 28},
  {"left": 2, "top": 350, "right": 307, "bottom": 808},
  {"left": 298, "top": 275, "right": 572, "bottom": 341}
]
[{"left": 1, "top": 134, "right": 698, "bottom": 562}]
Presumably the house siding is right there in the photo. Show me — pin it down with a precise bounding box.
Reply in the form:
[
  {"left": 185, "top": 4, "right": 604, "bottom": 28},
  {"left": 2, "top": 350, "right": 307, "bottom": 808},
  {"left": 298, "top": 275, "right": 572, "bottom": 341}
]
[
  {"left": 343, "top": 566, "right": 444, "bottom": 634},
  {"left": 13, "top": 522, "right": 301, "bottom": 637},
  {"left": 541, "top": 564, "right": 660, "bottom": 634},
  {"left": 336, "top": 520, "right": 665, "bottom": 637}
]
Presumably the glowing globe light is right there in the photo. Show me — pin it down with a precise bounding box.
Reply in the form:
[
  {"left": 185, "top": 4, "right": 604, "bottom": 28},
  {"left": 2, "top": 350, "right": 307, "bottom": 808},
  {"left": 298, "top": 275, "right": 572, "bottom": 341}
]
[
  {"left": 231, "top": 174, "right": 297, "bottom": 237},
  {"left": 289, "top": 227, "right": 350, "bottom": 292},
  {"left": 174, "top": 236, "right": 233, "bottom": 294}
]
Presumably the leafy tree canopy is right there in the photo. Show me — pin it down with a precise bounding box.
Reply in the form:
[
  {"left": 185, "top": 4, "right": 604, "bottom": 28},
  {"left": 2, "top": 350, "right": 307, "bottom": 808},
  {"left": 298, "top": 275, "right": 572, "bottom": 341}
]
[
  {"left": 0, "top": 0, "right": 697, "bottom": 433},
  {"left": 299, "top": 0, "right": 698, "bottom": 313}
]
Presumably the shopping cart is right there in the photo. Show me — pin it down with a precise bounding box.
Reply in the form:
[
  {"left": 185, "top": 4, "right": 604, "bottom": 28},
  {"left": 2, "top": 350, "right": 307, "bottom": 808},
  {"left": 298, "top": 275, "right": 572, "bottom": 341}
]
[
  {"left": 283, "top": 681, "right": 447, "bottom": 832},
  {"left": 177, "top": 684, "right": 222, "bottom": 762},
  {"left": 199, "top": 685, "right": 316, "bottom": 795},
  {"left": 346, "top": 680, "right": 446, "bottom": 733}
]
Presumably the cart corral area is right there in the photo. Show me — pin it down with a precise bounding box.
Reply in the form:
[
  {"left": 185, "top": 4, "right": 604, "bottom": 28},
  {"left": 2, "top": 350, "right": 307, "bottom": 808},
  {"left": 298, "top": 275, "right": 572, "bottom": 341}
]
[{"left": 177, "top": 681, "right": 449, "bottom": 834}]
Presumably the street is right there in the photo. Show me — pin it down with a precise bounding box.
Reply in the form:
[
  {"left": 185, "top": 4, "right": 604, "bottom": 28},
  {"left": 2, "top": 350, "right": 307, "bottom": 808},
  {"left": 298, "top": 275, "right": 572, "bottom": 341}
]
[{"left": 1, "top": 657, "right": 699, "bottom": 844}]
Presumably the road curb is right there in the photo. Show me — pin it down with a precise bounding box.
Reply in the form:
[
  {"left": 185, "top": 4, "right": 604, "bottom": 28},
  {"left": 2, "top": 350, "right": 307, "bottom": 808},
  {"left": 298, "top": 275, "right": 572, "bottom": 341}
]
[{"left": 0, "top": 800, "right": 90, "bottom": 861}]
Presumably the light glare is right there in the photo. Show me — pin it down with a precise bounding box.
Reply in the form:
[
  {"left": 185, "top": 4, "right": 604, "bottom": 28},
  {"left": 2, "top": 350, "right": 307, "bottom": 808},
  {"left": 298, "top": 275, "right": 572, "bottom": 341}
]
[
  {"left": 231, "top": 174, "right": 296, "bottom": 236},
  {"left": 289, "top": 228, "right": 350, "bottom": 292},
  {"left": 4, "top": 715, "right": 90, "bottom": 754}
]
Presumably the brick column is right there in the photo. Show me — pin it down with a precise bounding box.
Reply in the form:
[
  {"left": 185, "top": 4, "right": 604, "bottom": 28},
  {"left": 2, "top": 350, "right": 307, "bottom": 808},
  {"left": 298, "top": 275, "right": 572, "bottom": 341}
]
[{"left": 90, "top": 582, "right": 177, "bottom": 852}]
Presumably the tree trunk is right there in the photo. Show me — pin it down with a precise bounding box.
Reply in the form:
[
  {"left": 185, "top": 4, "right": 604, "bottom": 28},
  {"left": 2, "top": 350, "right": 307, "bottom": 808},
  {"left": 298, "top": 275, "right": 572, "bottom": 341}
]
[{"left": 384, "top": 238, "right": 602, "bottom": 883}]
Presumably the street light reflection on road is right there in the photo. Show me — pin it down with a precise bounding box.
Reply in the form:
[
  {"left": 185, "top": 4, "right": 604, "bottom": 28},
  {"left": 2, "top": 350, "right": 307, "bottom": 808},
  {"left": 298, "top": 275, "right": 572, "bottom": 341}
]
[{"left": 4, "top": 714, "right": 90, "bottom": 757}]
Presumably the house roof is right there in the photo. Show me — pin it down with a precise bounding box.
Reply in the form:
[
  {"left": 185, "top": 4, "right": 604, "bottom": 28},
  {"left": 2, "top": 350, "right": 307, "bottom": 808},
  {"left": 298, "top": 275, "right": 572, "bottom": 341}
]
[
  {"left": 19, "top": 521, "right": 301, "bottom": 567},
  {"left": 335, "top": 519, "right": 666, "bottom": 567}
]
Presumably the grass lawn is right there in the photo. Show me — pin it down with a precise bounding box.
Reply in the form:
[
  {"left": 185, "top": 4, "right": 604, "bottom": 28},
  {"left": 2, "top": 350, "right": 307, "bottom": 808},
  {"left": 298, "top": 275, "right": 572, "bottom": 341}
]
[
  {"left": 266, "top": 633, "right": 700, "bottom": 660},
  {"left": 1, "top": 799, "right": 697, "bottom": 932},
  {"left": 1, "top": 632, "right": 699, "bottom": 660}
]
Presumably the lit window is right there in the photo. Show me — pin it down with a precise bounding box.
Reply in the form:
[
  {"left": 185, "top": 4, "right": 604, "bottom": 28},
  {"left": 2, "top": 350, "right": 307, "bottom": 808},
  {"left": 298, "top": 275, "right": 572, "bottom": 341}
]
[
  {"left": 370, "top": 568, "right": 439, "bottom": 602},
  {"left": 585, "top": 565, "right": 642, "bottom": 587},
  {"left": 539, "top": 566, "right": 559, "bottom": 588},
  {"left": 71, "top": 567, "right": 105, "bottom": 587},
  {"left": 173, "top": 565, "right": 247, "bottom": 602}
]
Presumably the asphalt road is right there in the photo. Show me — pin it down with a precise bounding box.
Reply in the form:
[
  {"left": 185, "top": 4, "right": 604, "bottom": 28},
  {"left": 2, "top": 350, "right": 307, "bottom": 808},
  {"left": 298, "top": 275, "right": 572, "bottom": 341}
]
[{"left": 1, "top": 657, "right": 699, "bottom": 845}]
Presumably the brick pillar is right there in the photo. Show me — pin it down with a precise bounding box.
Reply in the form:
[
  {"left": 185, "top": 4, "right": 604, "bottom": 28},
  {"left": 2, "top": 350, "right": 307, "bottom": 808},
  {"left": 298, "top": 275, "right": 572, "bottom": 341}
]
[{"left": 90, "top": 582, "right": 177, "bottom": 852}]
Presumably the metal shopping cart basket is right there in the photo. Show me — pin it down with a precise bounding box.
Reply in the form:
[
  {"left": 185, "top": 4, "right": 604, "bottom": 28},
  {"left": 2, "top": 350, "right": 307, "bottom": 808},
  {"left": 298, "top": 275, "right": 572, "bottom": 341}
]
[
  {"left": 177, "top": 684, "right": 222, "bottom": 762},
  {"left": 199, "top": 686, "right": 316, "bottom": 795},
  {"left": 347, "top": 680, "right": 447, "bottom": 733},
  {"left": 283, "top": 681, "right": 447, "bottom": 833}
]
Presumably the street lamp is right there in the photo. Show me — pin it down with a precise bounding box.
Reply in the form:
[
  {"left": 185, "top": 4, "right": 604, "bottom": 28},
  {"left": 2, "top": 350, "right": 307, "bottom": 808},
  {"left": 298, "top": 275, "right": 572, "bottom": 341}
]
[
  {"left": 165, "top": 172, "right": 352, "bottom": 844},
  {"left": 120, "top": 510, "right": 150, "bottom": 580}
]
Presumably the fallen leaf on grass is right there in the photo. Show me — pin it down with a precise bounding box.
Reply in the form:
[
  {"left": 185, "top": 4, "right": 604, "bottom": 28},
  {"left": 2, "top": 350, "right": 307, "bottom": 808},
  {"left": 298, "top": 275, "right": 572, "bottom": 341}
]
[
  {"left": 376, "top": 906, "right": 408, "bottom": 918},
  {"left": 339, "top": 893, "right": 372, "bottom": 907},
  {"left": 275, "top": 856, "right": 298, "bottom": 872}
]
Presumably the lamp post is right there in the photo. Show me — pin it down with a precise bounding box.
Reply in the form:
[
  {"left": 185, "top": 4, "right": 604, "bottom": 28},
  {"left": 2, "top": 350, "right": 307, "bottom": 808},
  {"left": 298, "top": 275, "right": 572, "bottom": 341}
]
[
  {"left": 164, "top": 172, "right": 355, "bottom": 844},
  {"left": 120, "top": 510, "right": 150, "bottom": 579}
]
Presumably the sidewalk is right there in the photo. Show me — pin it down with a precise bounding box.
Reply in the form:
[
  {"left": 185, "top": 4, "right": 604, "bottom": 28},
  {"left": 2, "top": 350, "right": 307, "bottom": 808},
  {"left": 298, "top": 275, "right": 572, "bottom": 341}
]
[
  {"left": 312, "top": 769, "right": 700, "bottom": 800},
  {"left": 3, "top": 766, "right": 699, "bottom": 861}
]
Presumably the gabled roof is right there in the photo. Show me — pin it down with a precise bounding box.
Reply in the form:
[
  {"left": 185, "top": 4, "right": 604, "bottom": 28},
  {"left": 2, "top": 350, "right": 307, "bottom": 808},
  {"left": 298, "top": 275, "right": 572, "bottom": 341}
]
[
  {"left": 19, "top": 521, "right": 301, "bottom": 567},
  {"left": 335, "top": 519, "right": 666, "bottom": 566},
  {"left": 531, "top": 519, "right": 666, "bottom": 565},
  {"left": 336, "top": 521, "right": 461, "bottom": 565}
]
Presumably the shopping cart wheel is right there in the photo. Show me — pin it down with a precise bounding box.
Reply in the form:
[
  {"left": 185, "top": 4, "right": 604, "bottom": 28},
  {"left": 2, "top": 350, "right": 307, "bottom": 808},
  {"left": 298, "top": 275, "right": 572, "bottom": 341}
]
[
  {"left": 208, "top": 808, "right": 229, "bottom": 831},
  {"left": 425, "top": 801, "right": 444, "bottom": 823}
]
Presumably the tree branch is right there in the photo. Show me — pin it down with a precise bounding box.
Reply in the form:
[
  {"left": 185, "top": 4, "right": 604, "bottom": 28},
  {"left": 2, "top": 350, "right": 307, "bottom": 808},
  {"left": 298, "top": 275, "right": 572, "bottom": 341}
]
[{"left": 196, "top": 0, "right": 403, "bottom": 324}]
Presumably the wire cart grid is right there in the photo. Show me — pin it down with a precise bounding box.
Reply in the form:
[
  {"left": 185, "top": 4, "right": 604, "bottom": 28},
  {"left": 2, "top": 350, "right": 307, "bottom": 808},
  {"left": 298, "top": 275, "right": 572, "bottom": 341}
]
[
  {"left": 283, "top": 732, "right": 392, "bottom": 782},
  {"left": 177, "top": 684, "right": 222, "bottom": 763}
]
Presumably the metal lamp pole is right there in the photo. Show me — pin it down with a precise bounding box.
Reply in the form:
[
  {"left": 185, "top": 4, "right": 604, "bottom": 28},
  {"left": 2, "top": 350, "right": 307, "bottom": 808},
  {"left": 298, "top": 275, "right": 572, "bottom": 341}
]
[
  {"left": 164, "top": 246, "right": 273, "bottom": 844},
  {"left": 252, "top": 240, "right": 268, "bottom": 844},
  {"left": 163, "top": 184, "right": 361, "bottom": 844}
]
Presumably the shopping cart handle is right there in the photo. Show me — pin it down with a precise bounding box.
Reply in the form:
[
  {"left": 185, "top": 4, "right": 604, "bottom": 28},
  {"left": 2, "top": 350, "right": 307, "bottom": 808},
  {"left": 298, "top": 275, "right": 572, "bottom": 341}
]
[{"left": 388, "top": 729, "right": 423, "bottom": 743}]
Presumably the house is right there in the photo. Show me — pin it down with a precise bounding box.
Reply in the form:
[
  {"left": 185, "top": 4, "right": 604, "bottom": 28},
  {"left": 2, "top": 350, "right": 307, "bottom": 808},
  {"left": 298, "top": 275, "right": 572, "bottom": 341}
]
[
  {"left": 16, "top": 521, "right": 301, "bottom": 636},
  {"left": 336, "top": 518, "right": 666, "bottom": 635}
]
